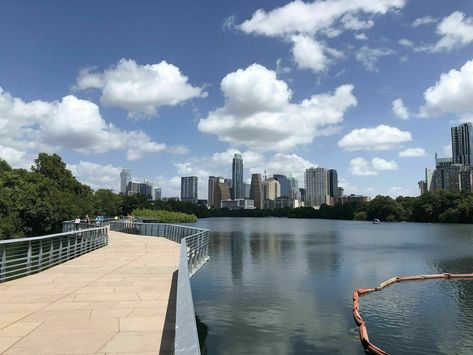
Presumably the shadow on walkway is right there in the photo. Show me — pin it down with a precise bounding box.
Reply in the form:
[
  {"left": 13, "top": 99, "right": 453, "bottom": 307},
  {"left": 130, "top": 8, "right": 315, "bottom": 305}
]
[{"left": 159, "top": 270, "right": 177, "bottom": 355}]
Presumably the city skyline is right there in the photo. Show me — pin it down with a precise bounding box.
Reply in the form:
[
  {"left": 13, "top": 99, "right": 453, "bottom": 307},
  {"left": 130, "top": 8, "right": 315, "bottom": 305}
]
[{"left": 1, "top": 1, "right": 473, "bottom": 199}]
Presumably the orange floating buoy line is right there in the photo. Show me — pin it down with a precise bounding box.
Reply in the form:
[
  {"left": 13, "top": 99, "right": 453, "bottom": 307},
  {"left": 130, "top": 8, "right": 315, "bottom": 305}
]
[{"left": 352, "top": 272, "right": 473, "bottom": 354}]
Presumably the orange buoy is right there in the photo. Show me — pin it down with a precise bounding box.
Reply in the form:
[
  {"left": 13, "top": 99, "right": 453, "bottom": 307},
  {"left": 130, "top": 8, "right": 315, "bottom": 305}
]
[{"left": 353, "top": 308, "right": 364, "bottom": 326}]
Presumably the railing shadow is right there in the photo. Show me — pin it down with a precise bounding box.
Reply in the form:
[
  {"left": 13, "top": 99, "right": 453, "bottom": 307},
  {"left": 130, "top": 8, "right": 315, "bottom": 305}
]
[{"left": 160, "top": 270, "right": 178, "bottom": 355}]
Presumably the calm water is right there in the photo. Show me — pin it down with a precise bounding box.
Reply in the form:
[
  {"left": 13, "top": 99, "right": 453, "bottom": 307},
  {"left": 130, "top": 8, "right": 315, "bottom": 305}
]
[{"left": 190, "top": 218, "right": 473, "bottom": 355}]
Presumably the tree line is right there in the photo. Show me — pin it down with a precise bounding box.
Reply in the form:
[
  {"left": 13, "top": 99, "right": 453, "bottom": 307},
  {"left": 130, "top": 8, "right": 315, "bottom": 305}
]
[{"left": 2, "top": 153, "right": 473, "bottom": 239}]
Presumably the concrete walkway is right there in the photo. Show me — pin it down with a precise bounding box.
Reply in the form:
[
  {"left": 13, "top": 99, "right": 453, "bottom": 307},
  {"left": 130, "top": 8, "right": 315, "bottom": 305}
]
[{"left": 0, "top": 230, "right": 180, "bottom": 354}]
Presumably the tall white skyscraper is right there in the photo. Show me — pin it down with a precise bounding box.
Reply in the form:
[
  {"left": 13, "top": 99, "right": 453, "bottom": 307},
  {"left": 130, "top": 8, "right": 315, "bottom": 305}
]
[
  {"left": 305, "top": 167, "right": 329, "bottom": 207},
  {"left": 181, "top": 176, "right": 198, "bottom": 203},
  {"left": 120, "top": 169, "right": 131, "bottom": 193}
]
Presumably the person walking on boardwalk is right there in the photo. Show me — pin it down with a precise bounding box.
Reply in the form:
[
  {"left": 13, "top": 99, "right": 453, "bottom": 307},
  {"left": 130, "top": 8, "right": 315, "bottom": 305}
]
[
  {"left": 85, "top": 215, "right": 90, "bottom": 225},
  {"left": 74, "top": 217, "right": 80, "bottom": 230}
]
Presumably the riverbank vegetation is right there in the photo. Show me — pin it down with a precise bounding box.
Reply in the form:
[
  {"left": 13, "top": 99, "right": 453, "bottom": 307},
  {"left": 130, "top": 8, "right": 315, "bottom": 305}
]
[{"left": 131, "top": 208, "right": 197, "bottom": 223}]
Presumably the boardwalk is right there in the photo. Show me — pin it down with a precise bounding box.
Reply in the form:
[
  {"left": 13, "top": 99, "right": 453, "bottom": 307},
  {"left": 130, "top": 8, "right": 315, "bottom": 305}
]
[{"left": 0, "top": 230, "right": 180, "bottom": 354}]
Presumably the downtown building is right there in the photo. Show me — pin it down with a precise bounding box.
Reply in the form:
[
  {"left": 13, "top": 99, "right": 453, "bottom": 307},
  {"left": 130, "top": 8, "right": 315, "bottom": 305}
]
[
  {"left": 120, "top": 169, "right": 131, "bottom": 194},
  {"left": 208, "top": 176, "right": 231, "bottom": 209},
  {"left": 181, "top": 176, "right": 198, "bottom": 204},
  {"left": 421, "top": 123, "right": 473, "bottom": 194},
  {"left": 232, "top": 154, "right": 244, "bottom": 199},
  {"left": 249, "top": 173, "right": 263, "bottom": 209},
  {"left": 304, "top": 167, "right": 338, "bottom": 208}
]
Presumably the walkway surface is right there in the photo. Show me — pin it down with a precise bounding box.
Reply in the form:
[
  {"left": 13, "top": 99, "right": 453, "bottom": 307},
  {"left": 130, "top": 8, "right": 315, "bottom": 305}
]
[{"left": 0, "top": 230, "right": 180, "bottom": 355}]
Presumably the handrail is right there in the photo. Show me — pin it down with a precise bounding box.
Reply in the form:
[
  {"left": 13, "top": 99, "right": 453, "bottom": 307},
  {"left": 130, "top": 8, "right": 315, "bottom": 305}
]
[
  {"left": 0, "top": 227, "right": 108, "bottom": 283},
  {"left": 353, "top": 272, "right": 473, "bottom": 354},
  {"left": 109, "top": 220, "right": 209, "bottom": 355}
]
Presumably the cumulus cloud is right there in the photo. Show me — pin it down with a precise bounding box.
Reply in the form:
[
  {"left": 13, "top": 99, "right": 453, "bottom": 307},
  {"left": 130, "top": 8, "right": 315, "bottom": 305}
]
[
  {"left": 420, "top": 59, "right": 473, "bottom": 117},
  {"left": 338, "top": 125, "right": 412, "bottom": 151},
  {"left": 74, "top": 58, "right": 206, "bottom": 117},
  {"left": 433, "top": 11, "right": 473, "bottom": 52},
  {"left": 387, "top": 186, "right": 410, "bottom": 197},
  {"left": 0, "top": 145, "right": 31, "bottom": 169},
  {"left": 238, "top": 0, "right": 405, "bottom": 37},
  {"left": 399, "top": 147, "right": 426, "bottom": 157},
  {"left": 371, "top": 157, "right": 398, "bottom": 170},
  {"left": 350, "top": 157, "right": 377, "bottom": 176},
  {"left": 67, "top": 161, "right": 122, "bottom": 191},
  {"left": 354, "top": 33, "right": 368, "bottom": 41},
  {"left": 350, "top": 157, "right": 398, "bottom": 176},
  {"left": 412, "top": 16, "right": 438, "bottom": 27},
  {"left": 291, "top": 35, "right": 329, "bottom": 72},
  {"left": 392, "top": 98, "right": 409, "bottom": 119},
  {"left": 198, "top": 64, "right": 357, "bottom": 151},
  {"left": 0, "top": 87, "right": 170, "bottom": 166},
  {"left": 236, "top": 0, "right": 405, "bottom": 72},
  {"left": 356, "top": 46, "right": 395, "bottom": 71}
]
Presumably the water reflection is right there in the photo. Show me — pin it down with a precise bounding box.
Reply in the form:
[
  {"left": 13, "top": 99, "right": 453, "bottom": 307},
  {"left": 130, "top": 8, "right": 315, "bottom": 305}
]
[{"left": 191, "top": 218, "right": 473, "bottom": 354}]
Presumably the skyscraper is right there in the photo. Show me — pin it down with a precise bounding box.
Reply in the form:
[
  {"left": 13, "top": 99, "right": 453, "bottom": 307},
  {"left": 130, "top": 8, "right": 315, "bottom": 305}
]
[
  {"left": 451, "top": 122, "right": 473, "bottom": 165},
  {"left": 288, "top": 176, "right": 300, "bottom": 201},
  {"left": 181, "top": 176, "right": 198, "bottom": 203},
  {"left": 208, "top": 176, "right": 218, "bottom": 208},
  {"left": 154, "top": 187, "right": 162, "bottom": 200},
  {"left": 120, "top": 169, "right": 131, "bottom": 193},
  {"left": 215, "top": 178, "right": 231, "bottom": 208},
  {"left": 250, "top": 173, "right": 263, "bottom": 209},
  {"left": 425, "top": 168, "right": 433, "bottom": 192},
  {"left": 262, "top": 178, "right": 280, "bottom": 201},
  {"left": 305, "top": 167, "right": 329, "bottom": 207},
  {"left": 328, "top": 169, "right": 338, "bottom": 203},
  {"left": 273, "top": 174, "right": 289, "bottom": 197},
  {"left": 232, "top": 154, "right": 243, "bottom": 199}
]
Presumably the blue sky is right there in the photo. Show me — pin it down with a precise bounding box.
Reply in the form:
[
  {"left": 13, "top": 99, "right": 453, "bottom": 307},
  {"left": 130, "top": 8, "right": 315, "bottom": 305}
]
[{"left": 1, "top": 0, "right": 473, "bottom": 198}]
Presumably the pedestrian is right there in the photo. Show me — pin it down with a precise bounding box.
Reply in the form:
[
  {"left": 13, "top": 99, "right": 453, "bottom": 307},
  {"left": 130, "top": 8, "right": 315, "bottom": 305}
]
[
  {"left": 74, "top": 217, "right": 80, "bottom": 230},
  {"left": 85, "top": 215, "right": 90, "bottom": 225},
  {"left": 95, "top": 215, "right": 100, "bottom": 226}
]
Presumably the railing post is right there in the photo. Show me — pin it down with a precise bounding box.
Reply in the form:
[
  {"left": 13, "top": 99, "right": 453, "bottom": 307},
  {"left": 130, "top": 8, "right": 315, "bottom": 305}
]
[
  {"left": 26, "top": 241, "right": 32, "bottom": 274},
  {"left": 0, "top": 246, "right": 6, "bottom": 282},
  {"left": 38, "top": 240, "right": 43, "bottom": 271},
  {"left": 58, "top": 237, "right": 63, "bottom": 263},
  {"left": 49, "top": 238, "right": 54, "bottom": 266}
]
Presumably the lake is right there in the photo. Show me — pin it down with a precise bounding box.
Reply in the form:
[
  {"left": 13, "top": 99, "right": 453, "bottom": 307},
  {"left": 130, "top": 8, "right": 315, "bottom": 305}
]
[{"left": 190, "top": 217, "right": 473, "bottom": 355}]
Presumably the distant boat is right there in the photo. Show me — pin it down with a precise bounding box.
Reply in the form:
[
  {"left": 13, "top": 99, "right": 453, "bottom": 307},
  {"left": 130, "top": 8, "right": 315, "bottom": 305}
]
[{"left": 372, "top": 219, "right": 380, "bottom": 224}]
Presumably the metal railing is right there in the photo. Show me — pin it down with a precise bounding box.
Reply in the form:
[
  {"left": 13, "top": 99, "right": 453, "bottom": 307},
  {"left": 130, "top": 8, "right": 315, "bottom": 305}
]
[
  {"left": 0, "top": 227, "right": 108, "bottom": 283},
  {"left": 110, "top": 220, "right": 209, "bottom": 355},
  {"left": 62, "top": 219, "right": 112, "bottom": 232}
]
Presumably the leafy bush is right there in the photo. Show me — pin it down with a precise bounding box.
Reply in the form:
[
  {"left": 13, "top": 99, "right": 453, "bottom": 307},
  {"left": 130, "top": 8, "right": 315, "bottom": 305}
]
[{"left": 131, "top": 208, "right": 197, "bottom": 223}]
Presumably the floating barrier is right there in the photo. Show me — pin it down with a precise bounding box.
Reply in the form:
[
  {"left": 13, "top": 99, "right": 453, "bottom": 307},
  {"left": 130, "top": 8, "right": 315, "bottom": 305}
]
[{"left": 352, "top": 272, "right": 473, "bottom": 354}]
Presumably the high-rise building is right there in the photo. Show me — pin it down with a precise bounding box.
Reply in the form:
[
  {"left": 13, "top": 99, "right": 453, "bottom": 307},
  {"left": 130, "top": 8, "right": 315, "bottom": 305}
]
[
  {"left": 328, "top": 169, "right": 338, "bottom": 198},
  {"left": 273, "top": 174, "right": 289, "bottom": 197},
  {"left": 181, "top": 176, "right": 198, "bottom": 203},
  {"left": 305, "top": 167, "right": 329, "bottom": 207},
  {"left": 215, "top": 178, "right": 231, "bottom": 208},
  {"left": 208, "top": 176, "right": 218, "bottom": 208},
  {"left": 299, "top": 188, "right": 306, "bottom": 205},
  {"left": 249, "top": 174, "right": 263, "bottom": 209},
  {"left": 288, "top": 176, "right": 299, "bottom": 201},
  {"left": 262, "top": 178, "right": 280, "bottom": 201},
  {"left": 425, "top": 168, "right": 434, "bottom": 192},
  {"left": 154, "top": 187, "right": 162, "bottom": 200},
  {"left": 120, "top": 169, "right": 131, "bottom": 193},
  {"left": 243, "top": 183, "right": 251, "bottom": 199},
  {"left": 451, "top": 123, "right": 473, "bottom": 165},
  {"left": 232, "top": 154, "right": 244, "bottom": 199}
]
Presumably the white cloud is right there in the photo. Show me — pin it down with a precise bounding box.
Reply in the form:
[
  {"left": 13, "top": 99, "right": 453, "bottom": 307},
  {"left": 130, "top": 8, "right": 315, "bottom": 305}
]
[
  {"left": 420, "top": 59, "right": 473, "bottom": 117},
  {"left": 399, "top": 147, "right": 426, "bottom": 157},
  {"left": 0, "top": 87, "right": 169, "bottom": 165},
  {"left": 74, "top": 58, "right": 206, "bottom": 117},
  {"left": 339, "top": 125, "right": 412, "bottom": 151},
  {"left": 387, "top": 186, "right": 410, "bottom": 197},
  {"left": 412, "top": 16, "right": 438, "bottom": 27},
  {"left": 275, "top": 58, "right": 291, "bottom": 75},
  {"left": 371, "top": 157, "right": 398, "bottom": 170},
  {"left": 350, "top": 157, "right": 377, "bottom": 176},
  {"left": 236, "top": 0, "right": 404, "bottom": 73},
  {"left": 67, "top": 161, "right": 122, "bottom": 191},
  {"left": 356, "top": 46, "right": 395, "bottom": 71},
  {"left": 433, "top": 12, "right": 473, "bottom": 52},
  {"left": 350, "top": 157, "right": 398, "bottom": 176},
  {"left": 238, "top": 0, "right": 405, "bottom": 37},
  {"left": 354, "top": 33, "right": 368, "bottom": 40},
  {"left": 291, "top": 35, "right": 329, "bottom": 72},
  {"left": 198, "top": 64, "right": 357, "bottom": 151},
  {"left": 398, "top": 38, "right": 414, "bottom": 48},
  {"left": 392, "top": 98, "right": 409, "bottom": 119},
  {"left": 0, "top": 145, "right": 31, "bottom": 169}
]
